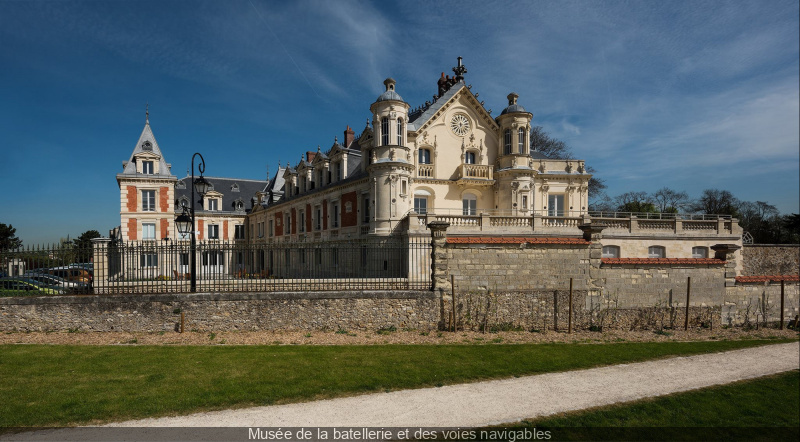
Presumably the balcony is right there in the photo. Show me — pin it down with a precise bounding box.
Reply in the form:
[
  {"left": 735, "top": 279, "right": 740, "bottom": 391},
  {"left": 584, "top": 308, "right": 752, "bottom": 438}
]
[
  {"left": 417, "top": 164, "right": 433, "bottom": 178},
  {"left": 457, "top": 164, "right": 494, "bottom": 186}
]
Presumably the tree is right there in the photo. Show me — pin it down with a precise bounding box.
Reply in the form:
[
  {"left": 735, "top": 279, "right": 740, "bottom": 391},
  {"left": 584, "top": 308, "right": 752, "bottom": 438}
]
[
  {"left": 529, "top": 126, "right": 607, "bottom": 205},
  {"left": 613, "top": 191, "right": 657, "bottom": 214},
  {"left": 0, "top": 223, "right": 22, "bottom": 250},
  {"left": 691, "top": 189, "right": 740, "bottom": 216},
  {"left": 651, "top": 187, "right": 690, "bottom": 213},
  {"left": 73, "top": 230, "right": 101, "bottom": 263}
]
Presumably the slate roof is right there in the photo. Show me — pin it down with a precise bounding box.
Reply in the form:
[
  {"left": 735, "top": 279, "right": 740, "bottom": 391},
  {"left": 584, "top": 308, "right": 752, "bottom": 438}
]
[
  {"left": 407, "top": 82, "right": 463, "bottom": 131},
  {"left": 174, "top": 176, "right": 267, "bottom": 214},
  {"left": 118, "top": 121, "right": 175, "bottom": 179}
]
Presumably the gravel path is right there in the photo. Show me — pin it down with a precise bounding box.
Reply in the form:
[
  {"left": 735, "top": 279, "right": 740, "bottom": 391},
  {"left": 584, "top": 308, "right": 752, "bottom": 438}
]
[{"left": 103, "top": 341, "right": 798, "bottom": 428}]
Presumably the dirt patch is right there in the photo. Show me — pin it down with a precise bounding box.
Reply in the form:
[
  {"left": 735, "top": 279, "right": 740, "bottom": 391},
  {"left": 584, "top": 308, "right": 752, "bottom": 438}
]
[{"left": 0, "top": 327, "right": 796, "bottom": 346}]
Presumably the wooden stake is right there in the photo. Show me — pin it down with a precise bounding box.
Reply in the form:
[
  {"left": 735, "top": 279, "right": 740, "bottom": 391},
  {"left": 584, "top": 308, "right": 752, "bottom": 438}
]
[
  {"left": 451, "top": 274, "right": 456, "bottom": 332},
  {"left": 568, "top": 278, "right": 573, "bottom": 334},
  {"left": 684, "top": 277, "right": 691, "bottom": 331},
  {"left": 780, "top": 279, "right": 785, "bottom": 330}
]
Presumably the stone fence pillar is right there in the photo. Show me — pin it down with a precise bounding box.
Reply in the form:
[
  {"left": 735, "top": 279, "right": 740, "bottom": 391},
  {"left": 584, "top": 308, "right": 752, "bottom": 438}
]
[
  {"left": 428, "top": 221, "right": 451, "bottom": 295},
  {"left": 712, "top": 243, "right": 741, "bottom": 287},
  {"left": 579, "top": 223, "right": 607, "bottom": 299},
  {"left": 91, "top": 237, "right": 111, "bottom": 293}
]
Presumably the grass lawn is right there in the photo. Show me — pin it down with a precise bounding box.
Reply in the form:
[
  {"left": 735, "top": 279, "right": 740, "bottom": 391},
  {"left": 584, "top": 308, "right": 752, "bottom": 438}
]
[
  {"left": 0, "top": 339, "right": 795, "bottom": 428},
  {"left": 510, "top": 370, "right": 799, "bottom": 440}
]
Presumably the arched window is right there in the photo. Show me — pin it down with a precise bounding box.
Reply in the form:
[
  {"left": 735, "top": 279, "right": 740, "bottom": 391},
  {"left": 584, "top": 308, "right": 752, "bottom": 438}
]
[
  {"left": 381, "top": 117, "right": 389, "bottom": 146},
  {"left": 418, "top": 148, "right": 431, "bottom": 164},
  {"left": 602, "top": 246, "right": 620, "bottom": 258},
  {"left": 691, "top": 247, "right": 708, "bottom": 258},
  {"left": 504, "top": 129, "right": 512, "bottom": 155},
  {"left": 648, "top": 246, "right": 666, "bottom": 258},
  {"left": 465, "top": 151, "right": 476, "bottom": 164},
  {"left": 518, "top": 128, "right": 526, "bottom": 154},
  {"left": 462, "top": 193, "right": 477, "bottom": 216},
  {"left": 396, "top": 118, "right": 403, "bottom": 145}
]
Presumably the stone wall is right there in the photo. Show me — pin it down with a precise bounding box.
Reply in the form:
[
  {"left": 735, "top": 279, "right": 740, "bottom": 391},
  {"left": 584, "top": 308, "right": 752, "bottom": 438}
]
[
  {"left": 0, "top": 291, "right": 438, "bottom": 333},
  {"left": 447, "top": 242, "right": 589, "bottom": 292},
  {"left": 741, "top": 245, "right": 800, "bottom": 276},
  {"left": 599, "top": 264, "right": 726, "bottom": 308},
  {"left": 723, "top": 281, "right": 800, "bottom": 327}
]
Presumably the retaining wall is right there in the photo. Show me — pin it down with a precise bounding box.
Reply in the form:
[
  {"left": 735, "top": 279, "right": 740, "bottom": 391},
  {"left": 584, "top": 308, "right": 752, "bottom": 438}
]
[{"left": 0, "top": 291, "right": 438, "bottom": 332}]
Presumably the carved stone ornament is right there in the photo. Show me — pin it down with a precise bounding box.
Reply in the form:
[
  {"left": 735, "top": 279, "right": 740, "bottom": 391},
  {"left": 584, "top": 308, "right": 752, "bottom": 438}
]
[
  {"left": 566, "top": 162, "right": 573, "bottom": 173},
  {"left": 511, "top": 182, "right": 520, "bottom": 190},
  {"left": 541, "top": 184, "right": 549, "bottom": 193},
  {"left": 577, "top": 162, "right": 585, "bottom": 173},
  {"left": 539, "top": 162, "right": 546, "bottom": 172}
]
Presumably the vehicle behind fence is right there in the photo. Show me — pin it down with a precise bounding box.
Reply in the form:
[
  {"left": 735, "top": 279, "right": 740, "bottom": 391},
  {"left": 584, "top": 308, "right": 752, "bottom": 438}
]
[{"left": 1, "top": 237, "right": 431, "bottom": 296}]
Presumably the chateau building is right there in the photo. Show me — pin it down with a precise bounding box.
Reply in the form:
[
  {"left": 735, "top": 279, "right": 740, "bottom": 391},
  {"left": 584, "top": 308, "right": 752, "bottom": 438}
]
[{"left": 117, "top": 58, "right": 743, "bottom": 278}]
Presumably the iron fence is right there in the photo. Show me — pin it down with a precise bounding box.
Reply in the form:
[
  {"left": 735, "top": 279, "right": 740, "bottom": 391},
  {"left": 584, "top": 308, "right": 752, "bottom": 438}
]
[{"left": 1, "top": 237, "right": 432, "bottom": 296}]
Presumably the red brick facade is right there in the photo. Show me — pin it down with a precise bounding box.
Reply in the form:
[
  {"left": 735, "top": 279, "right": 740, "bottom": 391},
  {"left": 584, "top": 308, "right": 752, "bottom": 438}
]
[
  {"left": 127, "top": 218, "right": 137, "bottom": 240},
  {"left": 306, "top": 204, "right": 312, "bottom": 233},
  {"left": 223, "top": 220, "right": 228, "bottom": 240},
  {"left": 291, "top": 208, "right": 297, "bottom": 234},
  {"left": 275, "top": 211, "right": 283, "bottom": 236},
  {"left": 197, "top": 219, "right": 204, "bottom": 240},
  {"left": 159, "top": 187, "right": 169, "bottom": 212},
  {"left": 126, "top": 186, "right": 137, "bottom": 212},
  {"left": 160, "top": 219, "right": 169, "bottom": 239},
  {"left": 341, "top": 191, "right": 358, "bottom": 227}
]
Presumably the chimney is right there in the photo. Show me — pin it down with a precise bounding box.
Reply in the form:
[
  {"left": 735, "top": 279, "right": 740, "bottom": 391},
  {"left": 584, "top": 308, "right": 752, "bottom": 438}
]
[{"left": 343, "top": 125, "right": 355, "bottom": 148}]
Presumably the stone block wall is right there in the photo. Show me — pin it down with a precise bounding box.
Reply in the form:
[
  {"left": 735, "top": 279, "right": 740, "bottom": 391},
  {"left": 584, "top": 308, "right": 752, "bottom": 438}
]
[
  {"left": 447, "top": 243, "right": 589, "bottom": 292},
  {"left": 723, "top": 281, "right": 800, "bottom": 326},
  {"left": 0, "top": 291, "right": 438, "bottom": 333},
  {"left": 599, "top": 264, "right": 726, "bottom": 308},
  {"left": 741, "top": 245, "right": 800, "bottom": 276}
]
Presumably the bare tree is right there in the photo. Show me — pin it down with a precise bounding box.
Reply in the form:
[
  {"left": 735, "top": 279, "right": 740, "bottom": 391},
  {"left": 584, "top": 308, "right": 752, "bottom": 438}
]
[
  {"left": 651, "top": 187, "right": 690, "bottom": 213},
  {"left": 691, "top": 189, "right": 739, "bottom": 216}
]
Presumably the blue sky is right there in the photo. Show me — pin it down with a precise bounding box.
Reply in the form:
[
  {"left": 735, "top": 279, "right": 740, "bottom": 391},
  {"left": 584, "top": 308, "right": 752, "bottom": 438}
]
[{"left": 1, "top": 0, "right": 798, "bottom": 244}]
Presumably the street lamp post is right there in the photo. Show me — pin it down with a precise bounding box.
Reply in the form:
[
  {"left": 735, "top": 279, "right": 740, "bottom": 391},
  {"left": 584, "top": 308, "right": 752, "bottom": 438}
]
[{"left": 175, "top": 153, "right": 210, "bottom": 293}]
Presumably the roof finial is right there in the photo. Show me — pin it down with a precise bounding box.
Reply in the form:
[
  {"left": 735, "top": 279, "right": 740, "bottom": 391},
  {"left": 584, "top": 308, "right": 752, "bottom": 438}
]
[
  {"left": 365, "top": 117, "right": 370, "bottom": 128},
  {"left": 145, "top": 102, "right": 150, "bottom": 124},
  {"left": 452, "top": 56, "right": 467, "bottom": 82},
  {"left": 317, "top": 144, "right": 321, "bottom": 152}
]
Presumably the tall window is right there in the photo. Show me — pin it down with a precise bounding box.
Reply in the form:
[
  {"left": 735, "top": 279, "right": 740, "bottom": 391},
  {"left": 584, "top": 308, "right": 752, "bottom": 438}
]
[
  {"left": 465, "top": 151, "right": 476, "bottom": 164},
  {"left": 518, "top": 128, "right": 526, "bottom": 154},
  {"left": 234, "top": 224, "right": 245, "bottom": 240},
  {"left": 462, "top": 193, "right": 477, "bottom": 216},
  {"left": 648, "top": 246, "right": 666, "bottom": 258},
  {"left": 602, "top": 246, "right": 620, "bottom": 258},
  {"left": 299, "top": 210, "right": 306, "bottom": 233},
  {"left": 335, "top": 162, "right": 342, "bottom": 181},
  {"left": 521, "top": 195, "right": 528, "bottom": 211},
  {"left": 208, "top": 199, "right": 218, "bottom": 211},
  {"left": 362, "top": 196, "right": 370, "bottom": 223},
  {"left": 140, "top": 253, "right": 158, "bottom": 267},
  {"left": 142, "top": 223, "right": 155, "bottom": 240},
  {"left": 504, "top": 130, "right": 512, "bottom": 155},
  {"left": 396, "top": 118, "right": 403, "bottom": 145},
  {"left": 142, "top": 190, "right": 155, "bottom": 212},
  {"left": 315, "top": 206, "right": 322, "bottom": 230},
  {"left": 548, "top": 194, "right": 565, "bottom": 217},
  {"left": 332, "top": 202, "right": 340, "bottom": 228},
  {"left": 414, "top": 197, "right": 428, "bottom": 215},
  {"left": 208, "top": 224, "right": 219, "bottom": 240},
  {"left": 142, "top": 161, "right": 154, "bottom": 174},
  {"left": 381, "top": 117, "right": 389, "bottom": 146},
  {"left": 418, "top": 148, "right": 431, "bottom": 164},
  {"left": 692, "top": 247, "right": 708, "bottom": 258},
  {"left": 258, "top": 222, "right": 264, "bottom": 238},
  {"left": 268, "top": 220, "right": 273, "bottom": 237}
]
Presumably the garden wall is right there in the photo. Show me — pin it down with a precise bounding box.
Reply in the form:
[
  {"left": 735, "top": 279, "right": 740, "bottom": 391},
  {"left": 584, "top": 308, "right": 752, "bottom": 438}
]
[
  {"left": 0, "top": 291, "right": 438, "bottom": 332},
  {"left": 741, "top": 245, "right": 800, "bottom": 276}
]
